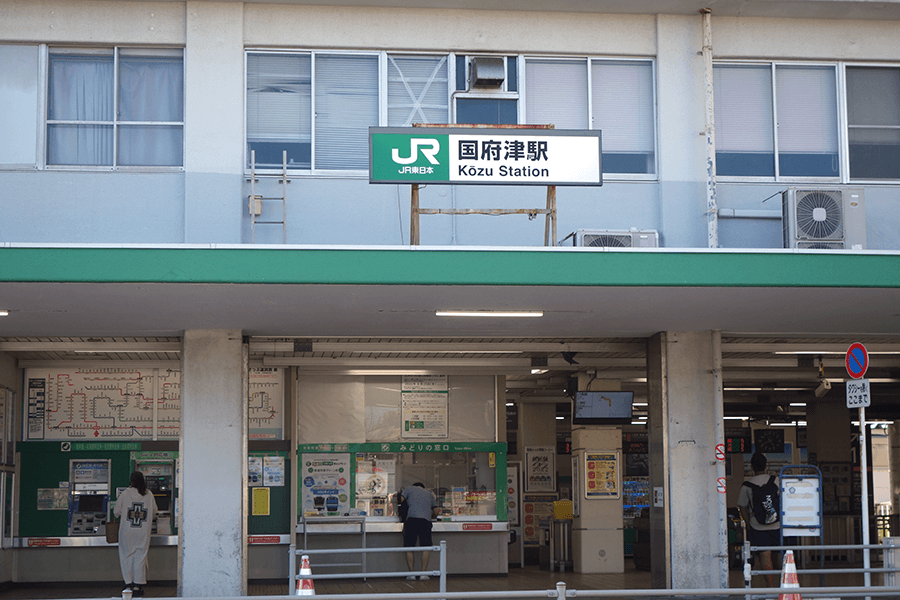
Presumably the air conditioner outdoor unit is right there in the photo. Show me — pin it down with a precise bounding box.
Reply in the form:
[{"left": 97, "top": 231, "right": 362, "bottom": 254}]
[
  {"left": 562, "top": 229, "right": 659, "bottom": 248},
  {"left": 469, "top": 56, "right": 505, "bottom": 89},
  {"left": 781, "top": 188, "right": 866, "bottom": 250}
]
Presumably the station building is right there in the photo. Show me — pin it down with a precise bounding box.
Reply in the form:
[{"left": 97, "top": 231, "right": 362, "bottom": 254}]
[{"left": 2, "top": 0, "right": 900, "bottom": 596}]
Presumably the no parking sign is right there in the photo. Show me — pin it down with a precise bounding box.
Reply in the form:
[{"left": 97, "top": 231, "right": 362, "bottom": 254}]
[{"left": 846, "top": 342, "right": 868, "bottom": 379}]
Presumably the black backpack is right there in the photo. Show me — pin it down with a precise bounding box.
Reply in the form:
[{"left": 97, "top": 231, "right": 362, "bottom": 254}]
[{"left": 742, "top": 475, "right": 780, "bottom": 525}]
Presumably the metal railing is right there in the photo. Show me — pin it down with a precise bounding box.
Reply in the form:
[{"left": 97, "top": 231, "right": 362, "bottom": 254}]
[
  {"left": 115, "top": 582, "right": 900, "bottom": 600},
  {"left": 290, "top": 540, "right": 448, "bottom": 593},
  {"left": 743, "top": 540, "right": 900, "bottom": 593}
]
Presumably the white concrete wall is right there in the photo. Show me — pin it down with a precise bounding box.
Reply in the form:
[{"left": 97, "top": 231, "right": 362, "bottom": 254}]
[{"left": 2, "top": 1, "right": 900, "bottom": 248}]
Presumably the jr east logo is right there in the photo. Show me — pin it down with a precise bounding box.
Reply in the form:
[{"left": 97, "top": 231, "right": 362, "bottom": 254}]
[{"left": 372, "top": 133, "right": 449, "bottom": 182}]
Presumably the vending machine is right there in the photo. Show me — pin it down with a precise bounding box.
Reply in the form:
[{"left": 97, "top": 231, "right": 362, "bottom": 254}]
[
  {"left": 68, "top": 459, "right": 111, "bottom": 536},
  {"left": 135, "top": 460, "right": 175, "bottom": 535}
]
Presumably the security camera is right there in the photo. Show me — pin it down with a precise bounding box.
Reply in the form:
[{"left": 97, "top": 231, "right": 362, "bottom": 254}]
[{"left": 815, "top": 379, "right": 832, "bottom": 398}]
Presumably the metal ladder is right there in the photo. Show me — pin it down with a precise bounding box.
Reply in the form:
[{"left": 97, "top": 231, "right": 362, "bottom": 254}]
[{"left": 248, "top": 150, "right": 289, "bottom": 244}]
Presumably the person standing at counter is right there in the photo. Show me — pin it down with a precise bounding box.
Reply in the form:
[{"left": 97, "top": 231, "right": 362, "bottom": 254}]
[
  {"left": 114, "top": 471, "right": 159, "bottom": 597},
  {"left": 399, "top": 482, "right": 440, "bottom": 581}
]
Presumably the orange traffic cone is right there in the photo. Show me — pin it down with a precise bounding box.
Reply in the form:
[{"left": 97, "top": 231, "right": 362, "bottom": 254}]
[
  {"left": 296, "top": 555, "right": 315, "bottom": 596},
  {"left": 778, "top": 549, "right": 802, "bottom": 600}
]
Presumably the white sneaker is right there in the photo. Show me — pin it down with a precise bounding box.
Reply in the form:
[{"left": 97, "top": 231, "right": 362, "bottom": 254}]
[
  {"left": 406, "top": 575, "right": 417, "bottom": 581},
  {"left": 419, "top": 575, "right": 430, "bottom": 581}
]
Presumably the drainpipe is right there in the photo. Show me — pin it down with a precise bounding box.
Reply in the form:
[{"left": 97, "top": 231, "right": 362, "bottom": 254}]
[{"left": 701, "top": 8, "right": 718, "bottom": 248}]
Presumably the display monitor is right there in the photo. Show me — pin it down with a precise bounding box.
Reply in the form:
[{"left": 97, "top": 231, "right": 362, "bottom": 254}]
[
  {"left": 77, "top": 493, "right": 105, "bottom": 513},
  {"left": 572, "top": 391, "right": 634, "bottom": 425}
]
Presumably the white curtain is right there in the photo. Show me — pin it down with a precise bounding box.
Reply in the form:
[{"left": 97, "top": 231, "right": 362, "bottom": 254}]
[
  {"left": 48, "top": 50, "right": 183, "bottom": 166},
  {"left": 48, "top": 53, "right": 114, "bottom": 166},
  {"left": 117, "top": 54, "right": 183, "bottom": 166},
  {"left": 0, "top": 45, "right": 39, "bottom": 166}
]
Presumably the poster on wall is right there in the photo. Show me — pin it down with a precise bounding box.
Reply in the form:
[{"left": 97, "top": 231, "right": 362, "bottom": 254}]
[
  {"left": 522, "top": 493, "right": 557, "bottom": 545},
  {"left": 300, "top": 453, "right": 351, "bottom": 517},
  {"left": 525, "top": 446, "right": 556, "bottom": 492},
  {"left": 249, "top": 367, "right": 285, "bottom": 440},
  {"left": 584, "top": 451, "right": 620, "bottom": 499},
  {"left": 400, "top": 375, "right": 449, "bottom": 439},
  {"left": 507, "top": 462, "right": 521, "bottom": 526}
]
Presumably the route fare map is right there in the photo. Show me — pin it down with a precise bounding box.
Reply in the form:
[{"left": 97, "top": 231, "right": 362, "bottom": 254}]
[
  {"left": 26, "top": 367, "right": 284, "bottom": 441},
  {"left": 27, "top": 368, "right": 181, "bottom": 440},
  {"left": 249, "top": 367, "right": 284, "bottom": 439}
]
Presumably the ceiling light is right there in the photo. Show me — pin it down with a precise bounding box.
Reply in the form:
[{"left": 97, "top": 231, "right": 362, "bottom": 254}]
[
  {"left": 505, "top": 402, "right": 514, "bottom": 406},
  {"left": 556, "top": 416, "right": 565, "bottom": 420},
  {"left": 633, "top": 402, "right": 648, "bottom": 406},
  {"left": 435, "top": 310, "right": 543, "bottom": 318},
  {"left": 0, "top": 310, "right": 8, "bottom": 317},
  {"left": 724, "top": 416, "right": 749, "bottom": 420},
  {"left": 531, "top": 369, "right": 548, "bottom": 375},
  {"left": 790, "top": 402, "right": 807, "bottom": 407}
]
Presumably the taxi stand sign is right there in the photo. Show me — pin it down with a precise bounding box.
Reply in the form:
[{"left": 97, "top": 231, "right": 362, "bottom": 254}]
[
  {"left": 846, "top": 378, "right": 871, "bottom": 408},
  {"left": 369, "top": 127, "right": 602, "bottom": 186}
]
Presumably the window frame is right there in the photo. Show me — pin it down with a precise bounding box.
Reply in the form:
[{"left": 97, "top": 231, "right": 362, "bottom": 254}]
[
  {"left": 246, "top": 49, "right": 455, "bottom": 178},
  {"left": 713, "top": 59, "right": 900, "bottom": 184},
  {"left": 44, "top": 45, "right": 185, "bottom": 172},
  {"left": 713, "top": 60, "right": 842, "bottom": 183},
  {"left": 521, "top": 55, "right": 658, "bottom": 181},
  {"left": 842, "top": 62, "right": 900, "bottom": 183}
]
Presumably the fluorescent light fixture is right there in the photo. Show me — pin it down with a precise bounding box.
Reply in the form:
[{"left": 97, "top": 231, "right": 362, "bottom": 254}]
[
  {"left": 436, "top": 310, "right": 543, "bottom": 318},
  {"left": 772, "top": 421, "right": 807, "bottom": 427},
  {"left": 790, "top": 402, "right": 807, "bottom": 407},
  {"left": 506, "top": 402, "right": 515, "bottom": 407},
  {"left": 724, "top": 416, "right": 749, "bottom": 420},
  {"left": 0, "top": 310, "right": 8, "bottom": 317},
  {"left": 630, "top": 421, "right": 646, "bottom": 425},
  {"left": 531, "top": 369, "right": 548, "bottom": 375},
  {"left": 633, "top": 402, "right": 649, "bottom": 406},
  {"left": 556, "top": 416, "right": 565, "bottom": 420}
]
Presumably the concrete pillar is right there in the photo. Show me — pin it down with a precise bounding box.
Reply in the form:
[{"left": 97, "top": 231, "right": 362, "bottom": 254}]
[
  {"left": 648, "top": 332, "right": 727, "bottom": 589},
  {"left": 179, "top": 330, "right": 247, "bottom": 596},
  {"left": 656, "top": 14, "right": 710, "bottom": 248},
  {"left": 571, "top": 427, "right": 624, "bottom": 573}
]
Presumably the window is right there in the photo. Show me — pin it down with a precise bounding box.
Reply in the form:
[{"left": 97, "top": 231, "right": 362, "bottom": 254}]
[
  {"left": 47, "top": 48, "right": 184, "bottom": 167},
  {"left": 846, "top": 66, "right": 900, "bottom": 180},
  {"left": 714, "top": 63, "right": 839, "bottom": 179},
  {"left": 0, "top": 45, "right": 40, "bottom": 167},
  {"left": 524, "top": 58, "right": 656, "bottom": 175},
  {"left": 454, "top": 56, "right": 519, "bottom": 126},
  {"left": 247, "top": 51, "right": 450, "bottom": 171}
]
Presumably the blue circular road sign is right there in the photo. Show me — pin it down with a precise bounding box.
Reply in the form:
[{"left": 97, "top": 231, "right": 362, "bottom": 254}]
[{"left": 846, "top": 343, "right": 868, "bottom": 379}]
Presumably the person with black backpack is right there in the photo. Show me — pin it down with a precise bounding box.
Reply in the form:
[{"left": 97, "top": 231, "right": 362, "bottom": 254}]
[{"left": 738, "top": 452, "right": 781, "bottom": 587}]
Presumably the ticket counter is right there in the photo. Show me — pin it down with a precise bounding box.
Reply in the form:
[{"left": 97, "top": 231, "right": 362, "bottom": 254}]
[{"left": 298, "top": 442, "right": 508, "bottom": 575}]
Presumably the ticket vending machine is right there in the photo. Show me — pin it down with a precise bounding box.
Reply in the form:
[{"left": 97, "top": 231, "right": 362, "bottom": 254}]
[
  {"left": 135, "top": 460, "right": 175, "bottom": 535},
  {"left": 68, "top": 459, "right": 111, "bottom": 536}
]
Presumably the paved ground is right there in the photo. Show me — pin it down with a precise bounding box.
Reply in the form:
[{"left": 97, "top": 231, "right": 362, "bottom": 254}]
[{"left": 0, "top": 561, "right": 880, "bottom": 599}]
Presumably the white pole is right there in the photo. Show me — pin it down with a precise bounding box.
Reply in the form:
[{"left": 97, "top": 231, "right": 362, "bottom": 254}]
[{"left": 860, "top": 405, "right": 871, "bottom": 590}]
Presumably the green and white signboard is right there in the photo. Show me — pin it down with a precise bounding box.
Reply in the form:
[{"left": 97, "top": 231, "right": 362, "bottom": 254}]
[{"left": 369, "top": 127, "right": 602, "bottom": 186}]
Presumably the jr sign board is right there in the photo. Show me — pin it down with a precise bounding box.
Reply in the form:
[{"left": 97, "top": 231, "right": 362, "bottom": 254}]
[{"left": 369, "top": 127, "right": 602, "bottom": 186}]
